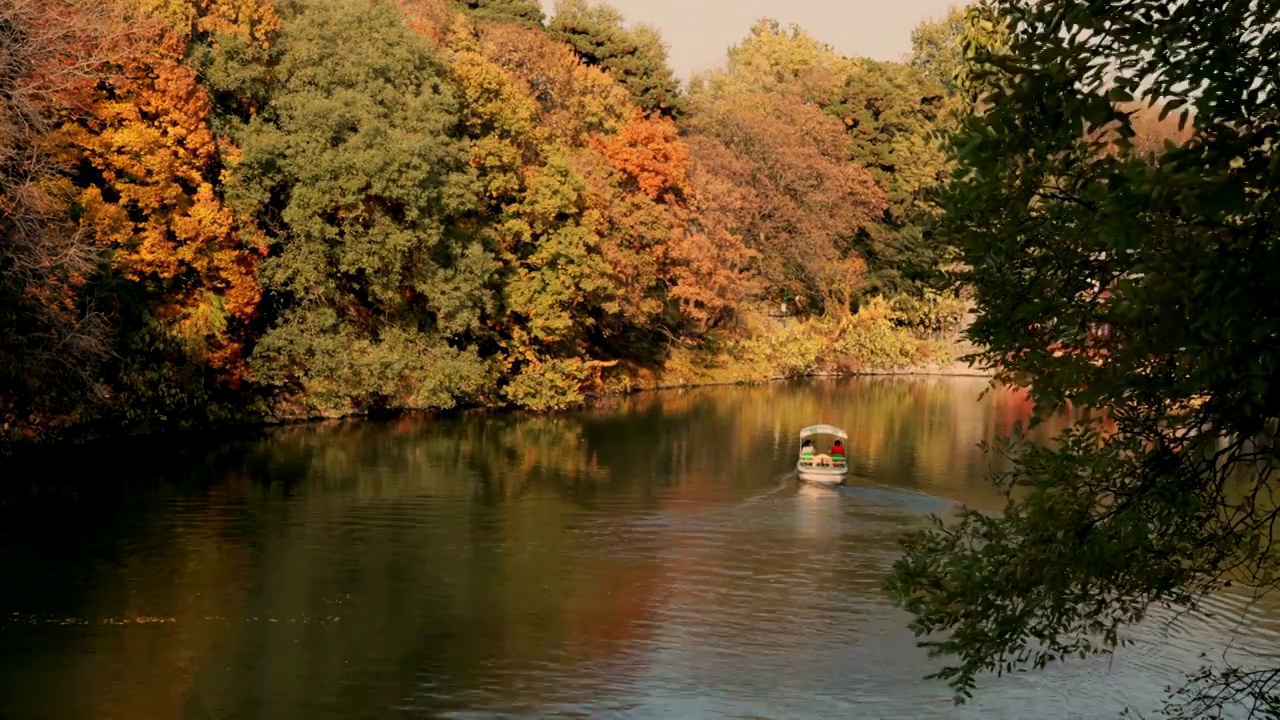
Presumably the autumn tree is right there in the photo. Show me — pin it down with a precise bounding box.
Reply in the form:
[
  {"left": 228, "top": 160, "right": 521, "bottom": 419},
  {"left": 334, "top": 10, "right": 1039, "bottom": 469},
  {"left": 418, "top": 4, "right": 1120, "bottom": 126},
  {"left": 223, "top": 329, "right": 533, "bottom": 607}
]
[
  {"left": 444, "top": 20, "right": 539, "bottom": 207},
  {"left": 59, "top": 7, "right": 265, "bottom": 389},
  {"left": 1, "top": 0, "right": 964, "bottom": 446},
  {"left": 0, "top": 0, "right": 118, "bottom": 439},
  {"left": 495, "top": 150, "right": 622, "bottom": 408},
  {"left": 472, "top": 20, "right": 632, "bottom": 145},
  {"left": 439, "top": 19, "right": 632, "bottom": 407},
  {"left": 887, "top": 0, "right": 1280, "bottom": 714},
  {"left": 679, "top": 136, "right": 763, "bottom": 330},
  {"left": 230, "top": 0, "right": 488, "bottom": 416},
  {"left": 586, "top": 109, "right": 756, "bottom": 336},
  {"left": 444, "top": 17, "right": 751, "bottom": 405},
  {"left": 170, "top": 0, "right": 281, "bottom": 124},
  {"left": 683, "top": 91, "right": 884, "bottom": 315},
  {"left": 691, "top": 19, "right": 855, "bottom": 107},
  {"left": 548, "top": 0, "right": 683, "bottom": 117},
  {"left": 695, "top": 19, "right": 952, "bottom": 296}
]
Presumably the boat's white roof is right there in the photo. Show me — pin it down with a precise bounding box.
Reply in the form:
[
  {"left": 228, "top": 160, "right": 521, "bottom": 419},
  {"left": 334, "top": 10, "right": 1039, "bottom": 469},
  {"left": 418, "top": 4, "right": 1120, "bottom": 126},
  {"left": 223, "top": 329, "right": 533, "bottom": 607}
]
[{"left": 799, "top": 424, "right": 848, "bottom": 439}]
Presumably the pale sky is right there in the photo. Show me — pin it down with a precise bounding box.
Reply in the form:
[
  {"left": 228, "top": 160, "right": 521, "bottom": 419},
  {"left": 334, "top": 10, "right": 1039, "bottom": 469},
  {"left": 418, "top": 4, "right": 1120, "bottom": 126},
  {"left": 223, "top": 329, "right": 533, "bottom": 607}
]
[{"left": 538, "top": 0, "right": 960, "bottom": 79}]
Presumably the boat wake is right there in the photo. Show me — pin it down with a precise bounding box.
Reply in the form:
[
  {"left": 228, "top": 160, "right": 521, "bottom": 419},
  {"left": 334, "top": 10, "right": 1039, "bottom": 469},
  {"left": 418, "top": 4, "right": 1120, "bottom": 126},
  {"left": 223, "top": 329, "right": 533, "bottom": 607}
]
[
  {"left": 837, "top": 482, "right": 959, "bottom": 513},
  {"left": 732, "top": 470, "right": 798, "bottom": 509}
]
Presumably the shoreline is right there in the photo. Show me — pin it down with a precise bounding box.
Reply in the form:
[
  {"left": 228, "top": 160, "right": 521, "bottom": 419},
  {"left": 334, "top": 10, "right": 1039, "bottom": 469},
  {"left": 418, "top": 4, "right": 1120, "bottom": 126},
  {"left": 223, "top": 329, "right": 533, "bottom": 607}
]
[{"left": 1, "top": 363, "right": 996, "bottom": 465}]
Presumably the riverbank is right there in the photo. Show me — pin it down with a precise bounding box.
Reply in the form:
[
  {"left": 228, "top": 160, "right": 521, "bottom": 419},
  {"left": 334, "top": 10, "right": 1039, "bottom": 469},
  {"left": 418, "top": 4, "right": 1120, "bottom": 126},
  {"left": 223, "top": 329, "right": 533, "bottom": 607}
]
[
  {"left": 0, "top": 364, "right": 993, "bottom": 468},
  {"left": 0, "top": 302, "right": 987, "bottom": 459}
]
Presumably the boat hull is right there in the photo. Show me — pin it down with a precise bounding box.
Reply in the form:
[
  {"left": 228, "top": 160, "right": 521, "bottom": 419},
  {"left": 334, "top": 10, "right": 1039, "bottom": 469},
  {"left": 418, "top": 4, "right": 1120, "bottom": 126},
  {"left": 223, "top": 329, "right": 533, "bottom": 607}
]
[{"left": 797, "top": 463, "right": 847, "bottom": 486}]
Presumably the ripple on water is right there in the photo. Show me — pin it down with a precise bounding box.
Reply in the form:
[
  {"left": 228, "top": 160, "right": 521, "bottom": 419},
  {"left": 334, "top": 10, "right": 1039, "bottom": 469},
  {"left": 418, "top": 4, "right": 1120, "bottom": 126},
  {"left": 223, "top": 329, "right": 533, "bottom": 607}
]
[{"left": 4, "top": 379, "right": 1280, "bottom": 720}]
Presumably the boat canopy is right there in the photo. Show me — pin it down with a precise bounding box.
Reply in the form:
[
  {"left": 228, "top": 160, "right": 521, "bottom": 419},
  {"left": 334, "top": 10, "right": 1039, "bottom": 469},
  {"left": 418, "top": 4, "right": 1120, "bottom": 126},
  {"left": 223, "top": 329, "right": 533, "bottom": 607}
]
[{"left": 799, "top": 424, "right": 848, "bottom": 440}]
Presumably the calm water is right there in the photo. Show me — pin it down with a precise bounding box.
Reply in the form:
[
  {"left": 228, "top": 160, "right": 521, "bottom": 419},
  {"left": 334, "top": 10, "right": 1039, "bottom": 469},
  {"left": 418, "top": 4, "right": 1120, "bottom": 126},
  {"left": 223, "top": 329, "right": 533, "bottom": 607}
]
[{"left": 2, "top": 376, "right": 1279, "bottom": 719}]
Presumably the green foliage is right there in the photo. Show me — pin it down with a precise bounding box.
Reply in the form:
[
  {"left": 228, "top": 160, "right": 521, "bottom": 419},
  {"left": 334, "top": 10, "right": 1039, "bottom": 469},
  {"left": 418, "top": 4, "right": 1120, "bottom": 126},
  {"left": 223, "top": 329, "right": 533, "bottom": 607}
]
[
  {"left": 886, "top": 0, "right": 1280, "bottom": 710},
  {"left": 694, "top": 18, "right": 856, "bottom": 106},
  {"left": 744, "top": 299, "right": 926, "bottom": 378},
  {"left": 455, "top": 0, "right": 545, "bottom": 27},
  {"left": 892, "top": 290, "right": 967, "bottom": 339},
  {"left": 548, "top": 0, "right": 683, "bottom": 117},
  {"left": 952, "top": 3, "right": 1011, "bottom": 108},
  {"left": 2, "top": 0, "right": 975, "bottom": 449},
  {"left": 249, "top": 306, "right": 487, "bottom": 415},
  {"left": 829, "top": 59, "right": 954, "bottom": 294},
  {"left": 230, "top": 0, "right": 490, "bottom": 417},
  {"left": 909, "top": 5, "right": 966, "bottom": 96}
]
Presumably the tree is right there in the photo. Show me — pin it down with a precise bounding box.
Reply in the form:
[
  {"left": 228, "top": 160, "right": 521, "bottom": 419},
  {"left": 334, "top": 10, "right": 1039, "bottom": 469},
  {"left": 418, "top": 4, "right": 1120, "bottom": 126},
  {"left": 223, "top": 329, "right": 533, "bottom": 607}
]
[
  {"left": 0, "top": 0, "right": 118, "bottom": 439},
  {"left": 443, "top": 18, "right": 632, "bottom": 407},
  {"left": 885, "top": 0, "right": 1280, "bottom": 713},
  {"left": 59, "top": 16, "right": 264, "bottom": 380},
  {"left": 690, "top": 18, "right": 855, "bottom": 108},
  {"left": 684, "top": 91, "right": 884, "bottom": 314},
  {"left": 454, "top": 0, "right": 544, "bottom": 27},
  {"left": 909, "top": 5, "right": 965, "bottom": 96},
  {"left": 548, "top": 0, "right": 683, "bottom": 117},
  {"left": 166, "top": 0, "right": 281, "bottom": 123},
  {"left": 471, "top": 20, "right": 632, "bottom": 146},
  {"left": 139, "top": 0, "right": 279, "bottom": 42},
  {"left": 694, "top": 19, "right": 953, "bottom": 296},
  {"left": 828, "top": 59, "right": 952, "bottom": 294},
  {"left": 677, "top": 137, "right": 762, "bottom": 332},
  {"left": 910, "top": 3, "right": 1010, "bottom": 108},
  {"left": 586, "top": 108, "right": 757, "bottom": 334},
  {"left": 230, "top": 0, "right": 488, "bottom": 416},
  {"left": 494, "top": 147, "right": 623, "bottom": 409}
]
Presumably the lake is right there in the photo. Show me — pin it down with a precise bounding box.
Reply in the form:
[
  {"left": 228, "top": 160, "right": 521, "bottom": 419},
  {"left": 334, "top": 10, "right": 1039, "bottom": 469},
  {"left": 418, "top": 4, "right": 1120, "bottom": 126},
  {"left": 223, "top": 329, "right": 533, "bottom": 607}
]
[{"left": 2, "top": 376, "right": 1278, "bottom": 719}]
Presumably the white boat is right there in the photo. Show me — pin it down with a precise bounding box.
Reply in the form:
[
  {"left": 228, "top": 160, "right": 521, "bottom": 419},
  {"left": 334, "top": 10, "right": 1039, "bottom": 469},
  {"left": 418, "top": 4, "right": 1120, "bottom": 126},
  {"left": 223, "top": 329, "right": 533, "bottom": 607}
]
[{"left": 796, "top": 423, "right": 849, "bottom": 486}]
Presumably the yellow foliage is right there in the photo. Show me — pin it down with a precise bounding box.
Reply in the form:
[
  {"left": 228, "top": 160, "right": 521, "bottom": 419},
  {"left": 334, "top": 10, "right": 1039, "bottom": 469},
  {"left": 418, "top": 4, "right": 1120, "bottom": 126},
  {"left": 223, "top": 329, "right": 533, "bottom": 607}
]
[
  {"left": 470, "top": 21, "right": 631, "bottom": 146},
  {"left": 133, "top": 0, "right": 279, "bottom": 47},
  {"left": 59, "top": 23, "right": 263, "bottom": 374}
]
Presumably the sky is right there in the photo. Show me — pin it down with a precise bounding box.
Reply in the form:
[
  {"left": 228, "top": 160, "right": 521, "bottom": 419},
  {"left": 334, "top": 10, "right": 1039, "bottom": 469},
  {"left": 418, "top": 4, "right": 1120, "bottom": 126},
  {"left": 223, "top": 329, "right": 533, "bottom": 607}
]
[{"left": 537, "top": 0, "right": 960, "bottom": 79}]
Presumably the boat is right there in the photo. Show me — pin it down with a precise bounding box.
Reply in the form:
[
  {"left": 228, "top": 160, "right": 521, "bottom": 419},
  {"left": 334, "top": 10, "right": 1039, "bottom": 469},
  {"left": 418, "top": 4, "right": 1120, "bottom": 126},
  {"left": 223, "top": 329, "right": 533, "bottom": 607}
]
[{"left": 796, "top": 424, "right": 849, "bottom": 486}]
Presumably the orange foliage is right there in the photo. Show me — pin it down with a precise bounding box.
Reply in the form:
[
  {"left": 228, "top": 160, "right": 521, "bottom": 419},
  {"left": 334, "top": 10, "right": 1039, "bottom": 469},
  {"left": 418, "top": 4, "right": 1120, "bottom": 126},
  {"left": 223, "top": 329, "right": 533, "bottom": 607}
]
[
  {"left": 669, "top": 138, "right": 761, "bottom": 330},
  {"left": 396, "top": 0, "right": 457, "bottom": 41},
  {"left": 586, "top": 111, "right": 758, "bottom": 330},
  {"left": 59, "top": 18, "right": 264, "bottom": 375},
  {"left": 821, "top": 254, "right": 868, "bottom": 318},
  {"left": 684, "top": 92, "right": 886, "bottom": 310},
  {"left": 592, "top": 108, "right": 690, "bottom": 202}
]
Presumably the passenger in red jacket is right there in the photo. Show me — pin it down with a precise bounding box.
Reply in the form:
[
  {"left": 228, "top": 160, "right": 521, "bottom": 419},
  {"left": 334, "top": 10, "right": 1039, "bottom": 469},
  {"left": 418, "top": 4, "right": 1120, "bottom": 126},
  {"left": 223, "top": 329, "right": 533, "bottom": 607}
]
[{"left": 829, "top": 440, "right": 846, "bottom": 466}]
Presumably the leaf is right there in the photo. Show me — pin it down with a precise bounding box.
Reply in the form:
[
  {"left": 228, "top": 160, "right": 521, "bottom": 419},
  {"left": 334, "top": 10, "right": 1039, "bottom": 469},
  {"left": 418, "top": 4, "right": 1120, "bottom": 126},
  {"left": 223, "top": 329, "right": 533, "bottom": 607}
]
[{"left": 1108, "top": 87, "right": 1134, "bottom": 103}]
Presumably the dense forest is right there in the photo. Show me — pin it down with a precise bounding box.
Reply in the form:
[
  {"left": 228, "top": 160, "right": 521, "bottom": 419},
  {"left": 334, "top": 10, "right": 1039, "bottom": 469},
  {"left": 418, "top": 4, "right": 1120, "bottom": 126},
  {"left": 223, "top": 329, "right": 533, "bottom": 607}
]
[{"left": 0, "top": 0, "right": 1010, "bottom": 446}]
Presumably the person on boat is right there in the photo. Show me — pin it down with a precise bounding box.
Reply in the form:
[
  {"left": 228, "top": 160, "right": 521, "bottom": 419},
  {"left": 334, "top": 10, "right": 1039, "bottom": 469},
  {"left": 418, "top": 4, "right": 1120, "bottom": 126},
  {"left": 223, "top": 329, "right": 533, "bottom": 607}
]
[
  {"left": 799, "top": 439, "right": 815, "bottom": 466},
  {"left": 829, "top": 440, "right": 846, "bottom": 467}
]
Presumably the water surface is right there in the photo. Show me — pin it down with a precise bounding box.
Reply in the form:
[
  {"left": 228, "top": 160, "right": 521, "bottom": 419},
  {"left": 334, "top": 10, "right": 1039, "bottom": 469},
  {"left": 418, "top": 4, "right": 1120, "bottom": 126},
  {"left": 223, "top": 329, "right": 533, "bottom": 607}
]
[{"left": 2, "top": 377, "right": 1276, "bottom": 719}]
